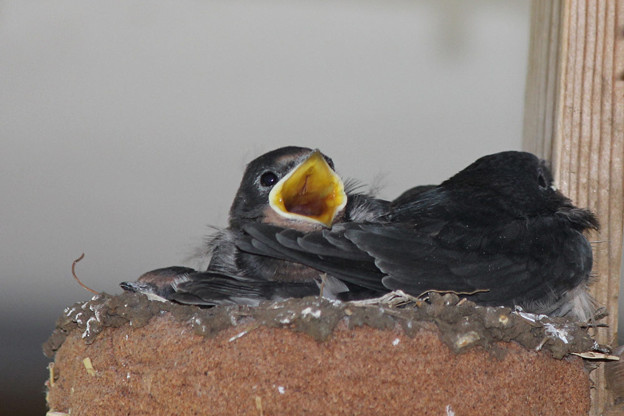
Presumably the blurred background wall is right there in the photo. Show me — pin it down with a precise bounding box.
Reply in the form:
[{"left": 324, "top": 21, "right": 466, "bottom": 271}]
[{"left": 1, "top": 1, "right": 535, "bottom": 414}]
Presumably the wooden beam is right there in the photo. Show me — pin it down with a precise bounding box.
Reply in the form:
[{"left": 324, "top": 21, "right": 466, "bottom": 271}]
[{"left": 523, "top": 1, "right": 624, "bottom": 414}]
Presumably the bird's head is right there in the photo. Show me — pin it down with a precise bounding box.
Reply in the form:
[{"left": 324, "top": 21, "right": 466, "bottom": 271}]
[
  {"left": 229, "top": 146, "right": 347, "bottom": 230},
  {"left": 443, "top": 151, "right": 599, "bottom": 230}
]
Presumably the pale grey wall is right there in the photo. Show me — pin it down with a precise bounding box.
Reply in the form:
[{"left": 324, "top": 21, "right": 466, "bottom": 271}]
[{"left": 1, "top": 1, "right": 530, "bottom": 413}]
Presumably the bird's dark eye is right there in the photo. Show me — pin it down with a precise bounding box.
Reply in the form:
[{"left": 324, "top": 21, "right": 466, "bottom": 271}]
[
  {"left": 260, "top": 171, "right": 278, "bottom": 187},
  {"left": 537, "top": 172, "right": 548, "bottom": 189}
]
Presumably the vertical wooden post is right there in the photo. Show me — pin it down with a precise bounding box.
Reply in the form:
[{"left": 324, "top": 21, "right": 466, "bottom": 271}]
[{"left": 523, "top": 1, "right": 624, "bottom": 414}]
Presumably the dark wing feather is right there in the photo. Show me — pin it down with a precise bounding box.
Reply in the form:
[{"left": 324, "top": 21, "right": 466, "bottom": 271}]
[
  {"left": 343, "top": 219, "right": 590, "bottom": 307},
  {"left": 169, "top": 272, "right": 319, "bottom": 306},
  {"left": 348, "top": 222, "right": 536, "bottom": 300},
  {"left": 295, "top": 229, "right": 372, "bottom": 261},
  {"left": 122, "top": 269, "right": 321, "bottom": 306},
  {"left": 240, "top": 217, "right": 590, "bottom": 309},
  {"left": 241, "top": 223, "right": 386, "bottom": 291}
]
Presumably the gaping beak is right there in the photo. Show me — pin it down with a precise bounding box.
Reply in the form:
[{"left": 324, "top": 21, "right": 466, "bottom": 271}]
[{"left": 269, "top": 150, "right": 347, "bottom": 227}]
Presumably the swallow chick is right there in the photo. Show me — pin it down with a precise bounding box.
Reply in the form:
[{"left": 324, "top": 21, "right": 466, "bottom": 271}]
[
  {"left": 207, "top": 146, "right": 389, "bottom": 283},
  {"left": 239, "top": 151, "right": 599, "bottom": 321},
  {"left": 121, "top": 146, "right": 388, "bottom": 304}
]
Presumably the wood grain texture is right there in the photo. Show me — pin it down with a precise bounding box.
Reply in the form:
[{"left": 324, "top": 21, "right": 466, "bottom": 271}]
[{"left": 523, "top": 1, "right": 624, "bottom": 414}]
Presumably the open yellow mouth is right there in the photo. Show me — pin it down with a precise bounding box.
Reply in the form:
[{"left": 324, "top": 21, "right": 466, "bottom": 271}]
[{"left": 269, "top": 150, "right": 347, "bottom": 227}]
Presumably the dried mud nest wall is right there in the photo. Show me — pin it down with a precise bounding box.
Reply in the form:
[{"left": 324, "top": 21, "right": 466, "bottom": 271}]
[{"left": 44, "top": 292, "right": 596, "bottom": 415}]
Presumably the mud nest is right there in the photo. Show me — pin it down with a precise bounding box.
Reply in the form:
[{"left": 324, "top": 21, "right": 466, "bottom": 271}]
[{"left": 44, "top": 292, "right": 598, "bottom": 415}]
